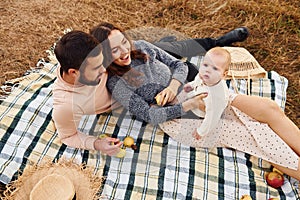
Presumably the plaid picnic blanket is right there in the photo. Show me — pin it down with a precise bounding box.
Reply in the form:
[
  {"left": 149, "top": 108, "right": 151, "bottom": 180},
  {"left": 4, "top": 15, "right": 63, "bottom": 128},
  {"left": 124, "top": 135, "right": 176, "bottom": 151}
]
[{"left": 0, "top": 60, "right": 299, "bottom": 200}]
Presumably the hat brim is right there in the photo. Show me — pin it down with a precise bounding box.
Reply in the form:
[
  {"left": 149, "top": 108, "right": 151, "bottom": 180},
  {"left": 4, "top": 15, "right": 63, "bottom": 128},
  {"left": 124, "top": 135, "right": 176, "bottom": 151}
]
[
  {"left": 222, "top": 46, "right": 267, "bottom": 79},
  {"left": 2, "top": 159, "right": 103, "bottom": 200},
  {"left": 29, "top": 174, "right": 75, "bottom": 200}
]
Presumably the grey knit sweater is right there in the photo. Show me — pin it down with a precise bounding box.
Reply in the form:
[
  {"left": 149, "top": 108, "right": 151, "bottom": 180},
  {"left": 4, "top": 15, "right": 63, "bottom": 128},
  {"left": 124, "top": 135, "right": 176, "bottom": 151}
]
[{"left": 106, "top": 40, "right": 188, "bottom": 124}]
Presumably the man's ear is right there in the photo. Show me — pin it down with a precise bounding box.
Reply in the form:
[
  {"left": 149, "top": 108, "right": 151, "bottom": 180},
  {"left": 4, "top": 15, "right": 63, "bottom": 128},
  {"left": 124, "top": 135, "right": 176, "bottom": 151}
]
[{"left": 67, "top": 68, "right": 79, "bottom": 77}]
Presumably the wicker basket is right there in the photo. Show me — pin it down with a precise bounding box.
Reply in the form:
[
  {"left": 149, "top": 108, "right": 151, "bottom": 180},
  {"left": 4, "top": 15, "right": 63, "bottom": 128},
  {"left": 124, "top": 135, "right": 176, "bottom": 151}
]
[{"left": 223, "top": 47, "right": 268, "bottom": 94}]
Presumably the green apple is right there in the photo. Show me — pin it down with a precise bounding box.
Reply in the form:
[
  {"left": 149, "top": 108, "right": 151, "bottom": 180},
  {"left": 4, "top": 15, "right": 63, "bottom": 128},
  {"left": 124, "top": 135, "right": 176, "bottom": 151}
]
[
  {"left": 240, "top": 194, "right": 252, "bottom": 200},
  {"left": 115, "top": 148, "right": 126, "bottom": 158}
]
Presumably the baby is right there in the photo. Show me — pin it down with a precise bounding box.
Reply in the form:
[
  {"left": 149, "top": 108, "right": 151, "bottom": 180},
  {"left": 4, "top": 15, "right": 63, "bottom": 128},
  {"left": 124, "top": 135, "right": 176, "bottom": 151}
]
[{"left": 184, "top": 47, "right": 231, "bottom": 139}]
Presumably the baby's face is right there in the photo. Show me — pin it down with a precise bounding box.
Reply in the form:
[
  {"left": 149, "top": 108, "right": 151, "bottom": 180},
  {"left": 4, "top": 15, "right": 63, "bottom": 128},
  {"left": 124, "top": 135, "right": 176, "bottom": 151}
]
[{"left": 198, "top": 53, "right": 228, "bottom": 86}]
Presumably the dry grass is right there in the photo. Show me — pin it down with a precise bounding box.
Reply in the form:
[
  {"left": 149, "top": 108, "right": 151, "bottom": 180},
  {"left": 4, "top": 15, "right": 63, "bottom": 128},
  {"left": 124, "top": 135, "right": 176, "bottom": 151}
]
[{"left": 0, "top": 0, "right": 299, "bottom": 126}]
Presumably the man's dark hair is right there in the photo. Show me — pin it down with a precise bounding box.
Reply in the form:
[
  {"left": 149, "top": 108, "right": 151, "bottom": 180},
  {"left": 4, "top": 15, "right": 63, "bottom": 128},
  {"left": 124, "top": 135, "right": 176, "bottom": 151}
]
[{"left": 54, "top": 30, "right": 102, "bottom": 73}]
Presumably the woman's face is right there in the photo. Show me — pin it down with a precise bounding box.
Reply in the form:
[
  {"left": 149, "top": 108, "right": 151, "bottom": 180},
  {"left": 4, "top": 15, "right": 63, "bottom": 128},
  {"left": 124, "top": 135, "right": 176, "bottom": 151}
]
[{"left": 108, "top": 30, "right": 131, "bottom": 66}]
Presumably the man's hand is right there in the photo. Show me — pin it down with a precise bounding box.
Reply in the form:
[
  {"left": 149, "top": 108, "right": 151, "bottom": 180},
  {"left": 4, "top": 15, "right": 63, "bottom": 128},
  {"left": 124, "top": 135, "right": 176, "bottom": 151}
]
[{"left": 94, "top": 137, "right": 123, "bottom": 156}]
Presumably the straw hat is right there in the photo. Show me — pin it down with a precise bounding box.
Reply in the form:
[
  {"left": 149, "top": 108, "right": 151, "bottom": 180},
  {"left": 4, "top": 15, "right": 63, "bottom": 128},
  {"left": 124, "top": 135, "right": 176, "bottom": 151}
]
[
  {"left": 2, "top": 159, "right": 103, "bottom": 200},
  {"left": 222, "top": 46, "right": 268, "bottom": 94},
  {"left": 29, "top": 174, "right": 75, "bottom": 200},
  {"left": 223, "top": 46, "right": 267, "bottom": 80}
]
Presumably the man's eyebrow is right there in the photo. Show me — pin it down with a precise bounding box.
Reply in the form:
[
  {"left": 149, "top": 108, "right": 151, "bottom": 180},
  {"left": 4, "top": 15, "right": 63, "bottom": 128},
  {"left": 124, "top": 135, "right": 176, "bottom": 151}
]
[{"left": 93, "top": 64, "right": 102, "bottom": 69}]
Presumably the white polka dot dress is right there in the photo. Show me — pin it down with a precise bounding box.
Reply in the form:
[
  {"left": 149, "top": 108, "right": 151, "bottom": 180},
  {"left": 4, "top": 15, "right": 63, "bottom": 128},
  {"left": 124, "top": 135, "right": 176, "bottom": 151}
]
[{"left": 159, "top": 104, "right": 299, "bottom": 170}]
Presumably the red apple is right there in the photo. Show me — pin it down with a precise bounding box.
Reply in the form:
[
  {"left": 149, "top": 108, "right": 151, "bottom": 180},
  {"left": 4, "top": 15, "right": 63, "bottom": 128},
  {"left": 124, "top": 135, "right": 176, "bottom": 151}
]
[{"left": 266, "top": 171, "right": 284, "bottom": 188}]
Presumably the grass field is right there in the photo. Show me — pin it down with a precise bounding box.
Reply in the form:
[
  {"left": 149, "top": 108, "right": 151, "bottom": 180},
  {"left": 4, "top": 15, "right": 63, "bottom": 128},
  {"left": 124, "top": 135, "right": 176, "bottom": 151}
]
[{"left": 0, "top": 0, "right": 299, "bottom": 126}]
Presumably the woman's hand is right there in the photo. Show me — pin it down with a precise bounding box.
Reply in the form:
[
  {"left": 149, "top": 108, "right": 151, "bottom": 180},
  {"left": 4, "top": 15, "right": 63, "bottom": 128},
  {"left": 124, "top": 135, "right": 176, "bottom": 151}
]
[
  {"left": 155, "top": 79, "right": 181, "bottom": 106},
  {"left": 182, "top": 93, "right": 207, "bottom": 112},
  {"left": 94, "top": 137, "right": 123, "bottom": 156},
  {"left": 155, "top": 87, "right": 176, "bottom": 106}
]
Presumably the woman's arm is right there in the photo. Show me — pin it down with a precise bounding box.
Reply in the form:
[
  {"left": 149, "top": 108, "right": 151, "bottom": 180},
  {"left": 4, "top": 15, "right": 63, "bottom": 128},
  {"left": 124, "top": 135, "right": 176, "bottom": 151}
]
[
  {"left": 137, "top": 40, "right": 189, "bottom": 105},
  {"left": 107, "top": 75, "right": 206, "bottom": 124},
  {"left": 107, "top": 76, "right": 187, "bottom": 124},
  {"left": 136, "top": 40, "right": 188, "bottom": 86}
]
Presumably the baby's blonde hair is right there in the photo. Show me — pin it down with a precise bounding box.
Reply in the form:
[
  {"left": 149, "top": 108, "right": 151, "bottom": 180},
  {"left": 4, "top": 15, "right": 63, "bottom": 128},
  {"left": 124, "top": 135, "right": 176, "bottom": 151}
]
[{"left": 206, "top": 47, "right": 231, "bottom": 71}]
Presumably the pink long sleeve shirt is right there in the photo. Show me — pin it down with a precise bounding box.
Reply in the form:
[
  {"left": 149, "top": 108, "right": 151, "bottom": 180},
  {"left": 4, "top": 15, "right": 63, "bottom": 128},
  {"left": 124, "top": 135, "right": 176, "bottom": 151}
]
[{"left": 52, "top": 65, "right": 116, "bottom": 150}]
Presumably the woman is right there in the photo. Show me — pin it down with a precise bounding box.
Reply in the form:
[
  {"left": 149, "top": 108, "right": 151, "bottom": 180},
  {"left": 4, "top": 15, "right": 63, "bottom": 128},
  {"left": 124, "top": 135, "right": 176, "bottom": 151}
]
[
  {"left": 90, "top": 23, "right": 204, "bottom": 125},
  {"left": 90, "top": 22, "right": 300, "bottom": 180}
]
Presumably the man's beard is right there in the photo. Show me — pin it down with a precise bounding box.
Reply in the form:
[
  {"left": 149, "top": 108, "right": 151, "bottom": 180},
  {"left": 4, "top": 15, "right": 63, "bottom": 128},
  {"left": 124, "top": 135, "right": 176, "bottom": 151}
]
[{"left": 78, "top": 74, "right": 100, "bottom": 86}]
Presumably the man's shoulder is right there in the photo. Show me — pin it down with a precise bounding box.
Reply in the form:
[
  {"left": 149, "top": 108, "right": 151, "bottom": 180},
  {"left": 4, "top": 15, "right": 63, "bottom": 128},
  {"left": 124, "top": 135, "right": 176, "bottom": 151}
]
[{"left": 52, "top": 78, "right": 75, "bottom": 106}]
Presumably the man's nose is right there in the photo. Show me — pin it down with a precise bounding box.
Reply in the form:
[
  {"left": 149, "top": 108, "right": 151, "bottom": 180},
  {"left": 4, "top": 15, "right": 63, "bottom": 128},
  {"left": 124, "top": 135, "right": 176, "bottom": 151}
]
[{"left": 99, "top": 66, "right": 106, "bottom": 73}]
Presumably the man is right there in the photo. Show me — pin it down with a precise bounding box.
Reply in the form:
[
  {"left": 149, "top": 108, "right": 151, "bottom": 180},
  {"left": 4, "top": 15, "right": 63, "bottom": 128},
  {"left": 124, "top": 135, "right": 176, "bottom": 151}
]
[{"left": 52, "top": 30, "right": 122, "bottom": 156}]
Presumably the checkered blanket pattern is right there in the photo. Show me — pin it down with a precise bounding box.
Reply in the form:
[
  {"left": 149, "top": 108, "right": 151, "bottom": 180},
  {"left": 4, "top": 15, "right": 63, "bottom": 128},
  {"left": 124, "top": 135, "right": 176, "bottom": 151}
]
[{"left": 0, "top": 60, "right": 299, "bottom": 199}]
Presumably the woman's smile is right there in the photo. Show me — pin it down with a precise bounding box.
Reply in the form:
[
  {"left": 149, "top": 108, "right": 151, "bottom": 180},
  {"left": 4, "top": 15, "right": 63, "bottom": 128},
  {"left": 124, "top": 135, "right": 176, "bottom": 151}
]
[
  {"left": 120, "top": 54, "right": 130, "bottom": 61},
  {"left": 108, "top": 30, "right": 132, "bottom": 66}
]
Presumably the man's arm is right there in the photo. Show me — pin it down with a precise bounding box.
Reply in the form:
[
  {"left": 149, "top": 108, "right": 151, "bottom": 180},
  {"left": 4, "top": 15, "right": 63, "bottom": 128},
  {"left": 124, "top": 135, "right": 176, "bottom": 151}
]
[
  {"left": 52, "top": 103, "right": 122, "bottom": 155},
  {"left": 52, "top": 103, "right": 96, "bottom": 149}
]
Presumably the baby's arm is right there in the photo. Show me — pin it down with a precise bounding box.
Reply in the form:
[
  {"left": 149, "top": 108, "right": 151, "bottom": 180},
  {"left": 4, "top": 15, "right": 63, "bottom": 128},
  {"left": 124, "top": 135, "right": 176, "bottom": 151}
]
[
  {"left": 196, "top": 81, "right": 228, "bottom": 136},
  {"left": 184, "top": 75, "right": 202, "bottom": 97},
  {"left": 183, "top": 82, "right": 194, "bottom": 93},
  {"left": 196, "top": 94, "right": 216, "bottom": 136}
]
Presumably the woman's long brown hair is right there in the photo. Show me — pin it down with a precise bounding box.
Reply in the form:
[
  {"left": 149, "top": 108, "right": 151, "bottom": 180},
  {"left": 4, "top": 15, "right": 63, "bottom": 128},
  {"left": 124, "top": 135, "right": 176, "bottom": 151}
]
[{"left": 90, "top": 22, "right": 148, "bottom": 79}]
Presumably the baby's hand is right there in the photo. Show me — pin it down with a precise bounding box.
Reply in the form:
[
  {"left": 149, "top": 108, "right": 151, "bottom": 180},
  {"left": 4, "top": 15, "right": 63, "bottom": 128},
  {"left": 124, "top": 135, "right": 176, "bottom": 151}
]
[
  {"left": 192, "top": 129, "right": 201, "bottom": 140},
  {"left": 183, "top": 83, "right": 193, "bottom": 93}
]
